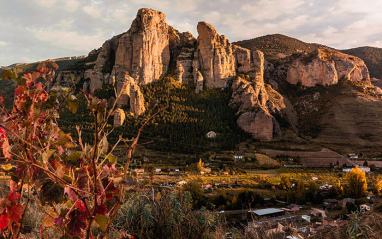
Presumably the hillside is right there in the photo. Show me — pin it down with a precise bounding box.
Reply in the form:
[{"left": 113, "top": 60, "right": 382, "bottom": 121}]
[
  {"left": 234, "top": 34, "right": 325, "bottom": 62},
  {"left": 341, "top": 46, "right": 382, "bottom": 79},
  {"left": 0, "top": 58, "right": 86, "bottom": 109}
]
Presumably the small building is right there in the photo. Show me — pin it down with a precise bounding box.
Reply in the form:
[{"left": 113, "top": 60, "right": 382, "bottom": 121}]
[
  {"left": 222, "top": 171, "right": 229, "bottom": 175},
  {"left": 234, "top": 155, "right": 243, "bottom": 160},
  {"left": 342, "top": 198, "right": 355, "bottom": 207},
  {"left": 282, "top": 204, "right": 300, "bottom": 212},
  {"left": 358, "top": 166, "right": 370, "bottom": 173},
  {"left": 202, "top": 184, "right": 213, "bottom": 190},
  {"left": 360, "top": 203, "right": 372, "bottom": 212},
  {"left": 311, "top": 210, "right": 323, "bottom": 217},
  {"left": 248, "top": 208, "right": 285, "bottom": 220},
  {"left": 133, "top": 168, "right": 144, "bottom": 174},
  {"left": 312, "top": 177, "right": 318, "bottom": 181},
  {"left": 323, "top": 199, "right": 339, "bottom": 208},
  {"left": 302, "top": 215, "right": 311, "bottom": 223},
  {"left": 155, "top": 168, "right": 161, "bottom": 173},
  {"left": 204, "top": 167, "right": 212, "bottom": 173},
  {"left": 343, "top": 168, "right": 352, "bottom": 172},
  {"left": 319, "top": 184, "right": 332, "bottom": 190},
  {"left": 177, "top": 180, "right": 187, "bottom": 186}
]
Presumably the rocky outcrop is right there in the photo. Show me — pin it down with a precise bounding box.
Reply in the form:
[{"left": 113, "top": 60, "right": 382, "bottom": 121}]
[
  {"left": 130, "top": 83, "right": 145, "bottom": 116},
  {"left": 176, "top": 48, "right": 195, "bottom": 83},
  {"left": 233, "top": 46, "right": 264, "bottom": 82},
  {"left": 287, "top": 48, "right": 370, "bottom": 87},
  {"left": 54, "top": 71, "right": 83, "bottom": 87},
  {"left": 113, "top": 108, "right": 126, "bottom": 127},
  {"left": 112, "top": 8, "right": 170, "bottom": 87},
  {"left": 231, "top": 77, "right": 283, "bottom": 141},
  {"left": 237, "top": 110, "right": 274, "bottom": 141},
  {"left": 196, "top": 22, "right": 236, "bottom": 89}
]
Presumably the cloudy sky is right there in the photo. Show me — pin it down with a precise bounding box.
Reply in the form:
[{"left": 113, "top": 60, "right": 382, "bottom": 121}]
[{"left": 1, "top": 0, "right": 382, "bottom": 66}]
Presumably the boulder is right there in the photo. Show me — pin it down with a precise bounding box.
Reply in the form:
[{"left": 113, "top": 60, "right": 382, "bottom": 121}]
[{"left": 237, "top": 110, "right": 275, "bottom": 141}]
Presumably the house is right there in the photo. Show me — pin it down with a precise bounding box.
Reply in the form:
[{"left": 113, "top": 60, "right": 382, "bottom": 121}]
[
  {"left": 177, "top": 180, "right": 187, "bottom": 186},
  {"left": 323, "top": 199, "right": 339, "bottom": 208},
  {"left": 222, "top": 171, "right": 229, "bottom": 175},
  {"left": 311, "top": 210, "right": 323, "bottom": 217},
  {"left": 155, "top": 168, "right": 161, "bottom": 173},
  {"left": 233, "top": 155, "right": 243, "bottom": 160},
  {"left": 302, "top": 215, "right": 311, "bottom": 223},
  {"left": 312, "top": 177, "right": 318, "bottom": 180},
  {"left": 202, "top": 184, "right": 213, "bottom": 190},
  {"left": 360, "top": 203, "right": 372, "bottom": 212},
  {"left": 282, "top": 204, "right": 300, "bottom": 212},
  {"left": 133, "top": 168, "right": 144, "bottom": 174},
  {"left": 248, "top": 208, "right": 285, "bottom": 220},
  {"left": 319, "top": 184, "right": 332, "bottom": 190},
  {"left": 342, "top": 198, "right": 355, "bottom": 207},
  {"left": 358, "top": 166, "right": 370, "bottom": 173}
]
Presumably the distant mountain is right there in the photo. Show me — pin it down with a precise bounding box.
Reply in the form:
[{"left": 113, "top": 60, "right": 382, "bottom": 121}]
[
  {"left": 234, "top": 34, "right": 327, "bottom": 62},
  {"left": 341, "top": 46, "right": 382, "bottom": 79}
]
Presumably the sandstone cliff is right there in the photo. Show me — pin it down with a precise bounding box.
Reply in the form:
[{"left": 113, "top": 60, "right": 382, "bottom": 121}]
[
  {"left": 196, "top": 22, "right": 236, "bottom": 89},
  {"left": 287, "top": 48, "right": 370, "bottom": 87}
]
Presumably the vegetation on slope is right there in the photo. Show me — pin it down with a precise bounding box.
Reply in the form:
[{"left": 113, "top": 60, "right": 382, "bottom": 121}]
[
  {"left": 234, "top": 34, "right": 325, "bottom": 62},
  {"left": 58, "top": 76, "right": 249, "bottom": 154}
]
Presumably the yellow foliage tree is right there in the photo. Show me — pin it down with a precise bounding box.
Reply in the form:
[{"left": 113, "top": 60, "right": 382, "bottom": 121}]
[
  {"left": 346, "top": 166, "right": 367, "bottom": 198},
  {"left": 372, "top": 175, "right": 382, "bottom": 196}
]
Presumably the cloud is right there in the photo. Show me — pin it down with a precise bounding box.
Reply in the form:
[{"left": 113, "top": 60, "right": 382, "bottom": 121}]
[
  {"left": 26, "top": 27, "right": 105, "bottom": 51},
  {"left": 1, "top": 0, "right": 382, "bottom": 66},
  {"left": 203, "top": 11, "right": 221, "bottom": 25},
  {"left": 64, "top": 0, "right": 80, "bottom": 12},
  {"left": 35, "top": 0, "right": 57, "bottom": 8},
  {"left": 83, "top": 3, "right": 102, "bottom": 18}
]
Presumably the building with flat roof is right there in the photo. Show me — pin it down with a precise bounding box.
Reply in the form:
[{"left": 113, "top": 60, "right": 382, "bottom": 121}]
[{"left": 248, "top": 208, "right": 285, "bottom": 220}]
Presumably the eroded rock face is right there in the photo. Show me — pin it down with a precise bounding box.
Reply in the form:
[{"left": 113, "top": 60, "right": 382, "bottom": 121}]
[
  {"left": 113, "top": 108, "right": 126, "bottom": 127},
  {"left": 197, "top": 22, "right": 236, "bottom": 89},
  {"left": 112, "top": 8, "right": 170, "bottom": 86},
  {"left": 130, "top": 83, "right": 145, "bottom": 116},
  {"left": 237, "top": 110, "right": 274, "bottom": 141},
  {"left": 287, "top": 48, "right": 370, "bottom": 87},
  {"left": 176, "top": 48, "right": 195, "bottom": 83},
  {"left": 55, "top": 71, "right": 83, "bottom": 88}
]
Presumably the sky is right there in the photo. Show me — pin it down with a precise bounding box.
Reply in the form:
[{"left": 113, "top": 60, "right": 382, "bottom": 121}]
[{"left": 1, "top": 0, "right": 382, "bottom": 66}]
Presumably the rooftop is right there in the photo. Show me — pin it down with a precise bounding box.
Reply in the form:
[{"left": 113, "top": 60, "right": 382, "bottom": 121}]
[{"left": 250, "top": 208, "right": 285, "bottom": 216}]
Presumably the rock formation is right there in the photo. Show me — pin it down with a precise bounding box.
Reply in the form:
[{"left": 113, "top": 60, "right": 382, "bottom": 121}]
[
  {"left": 287, "top": 48, "right": 370, "bottom": 87},
  {"left": 54, "top": 71, "right": 83, "bottom": 88},
  {"left": 196, "top": 22, "right": 236, "bottom": 89},
  {"left": 129, "top": 83, "right": 145, "bottom": 116},
  {"left": 231, "top": 77, "right": 283, "bottom": 141},
  {"left": 113, "top": 108, "right": 126, "bottom": 127}
]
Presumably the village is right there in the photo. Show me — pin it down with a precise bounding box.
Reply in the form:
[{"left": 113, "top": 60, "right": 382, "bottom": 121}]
[{"left": 125, "top": 149, "right": 382, "bottom": 238}]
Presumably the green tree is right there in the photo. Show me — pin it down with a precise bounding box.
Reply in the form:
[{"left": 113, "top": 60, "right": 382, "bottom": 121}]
[
  {"left": 183, "top": 179, "right": 204, "bottom": 208},
  {"left": 279, "top": 176, "right": 291, "bottom": 190},
  {"left": 346, "top": 166, "right": 367, "bottom": 198},
  {"left": 296, "top": 180, "right": 306, "bottom": 204},
  {"left": 347, "top": 211, "right": 371, "bottom": 239}
]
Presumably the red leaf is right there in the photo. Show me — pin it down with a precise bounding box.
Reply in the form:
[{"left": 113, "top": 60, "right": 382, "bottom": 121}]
[
  {"left": 8, "top": 204, "right": 22, "bottom": 222},
  {"left": 0, "top": 213, "right": 9, "bottom": 230},
  {"left": 95, "top": 204, "right": 107, "bottom": 215},
  {"left": 64, "top": 187, "right": 78, "bottom": 202},
  {"left": 54, "top": 217, "right": 63, "bottom": 226}
]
